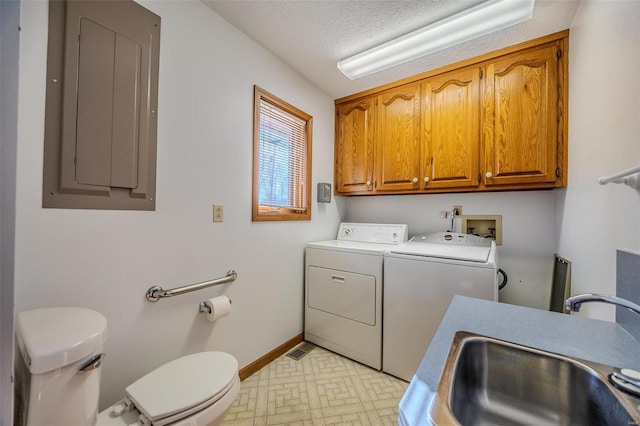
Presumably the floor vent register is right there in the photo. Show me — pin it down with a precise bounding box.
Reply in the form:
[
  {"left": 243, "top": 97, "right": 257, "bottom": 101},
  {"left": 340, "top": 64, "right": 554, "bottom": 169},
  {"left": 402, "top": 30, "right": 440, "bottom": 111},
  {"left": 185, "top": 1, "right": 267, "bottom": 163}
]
[{"left": 286, "top": 342, "right": 316, "bottom": 361}]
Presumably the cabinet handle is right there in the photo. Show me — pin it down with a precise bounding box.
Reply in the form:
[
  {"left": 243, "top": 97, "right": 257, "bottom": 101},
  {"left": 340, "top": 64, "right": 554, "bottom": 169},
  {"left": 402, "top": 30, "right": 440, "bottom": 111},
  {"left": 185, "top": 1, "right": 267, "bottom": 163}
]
[
  {"left": 331, "top": 275, "right": 345, "bottom": 283},
  {"left": 366, "top": 180, "right": 371, "bottom": 186},
  {"left": 424, "top": 177, "right": 430, "bottom": 183},
  {"left": 412, "top": 177, "right": 418, "bottom": 183},
  {"left": 485, "top": 172, "right": 493, "bottom": 178}
]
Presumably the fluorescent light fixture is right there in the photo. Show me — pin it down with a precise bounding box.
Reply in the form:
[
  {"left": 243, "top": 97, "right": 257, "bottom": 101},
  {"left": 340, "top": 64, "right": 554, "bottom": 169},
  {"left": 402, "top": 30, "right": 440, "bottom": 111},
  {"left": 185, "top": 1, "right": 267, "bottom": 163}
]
[{"left": 337, "top": 0, "right": 535, "bottom": 80}]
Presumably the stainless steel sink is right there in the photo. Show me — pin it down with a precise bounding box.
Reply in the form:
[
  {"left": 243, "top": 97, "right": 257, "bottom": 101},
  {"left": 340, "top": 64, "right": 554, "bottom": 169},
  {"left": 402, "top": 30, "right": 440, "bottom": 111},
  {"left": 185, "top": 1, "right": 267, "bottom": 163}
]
[{"left": 430, "top": 331, "right": 640, "bottom": 425}]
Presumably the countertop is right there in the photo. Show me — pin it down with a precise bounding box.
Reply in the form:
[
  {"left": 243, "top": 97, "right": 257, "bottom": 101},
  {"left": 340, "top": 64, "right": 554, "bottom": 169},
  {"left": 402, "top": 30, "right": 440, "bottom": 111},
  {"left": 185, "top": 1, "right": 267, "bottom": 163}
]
[{"left": 399, "top": 295, "right": 640, "bottom": 425}]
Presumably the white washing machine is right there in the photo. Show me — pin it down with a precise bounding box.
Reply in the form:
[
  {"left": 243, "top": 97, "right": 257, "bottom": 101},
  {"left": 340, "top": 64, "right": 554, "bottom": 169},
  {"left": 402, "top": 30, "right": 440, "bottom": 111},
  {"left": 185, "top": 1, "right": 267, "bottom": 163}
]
[
  {"left": 305, "top": 223, "right": 408, "bottom": 370},
  {"left": 383, "top": 232, "right": 498, "bottom": 381}
]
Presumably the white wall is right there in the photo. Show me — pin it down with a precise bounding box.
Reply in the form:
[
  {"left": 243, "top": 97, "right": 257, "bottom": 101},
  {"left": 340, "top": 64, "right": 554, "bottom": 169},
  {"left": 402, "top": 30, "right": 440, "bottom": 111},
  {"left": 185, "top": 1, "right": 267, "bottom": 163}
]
[
  {"left": 345, "top": 191, "right": 558, "bottom": 309},
  {"left": 15, "top": 0, "right": 342, "bottom": 409},
  {"left": 556, "top": 0, "right": 640, "bottom": 321}
]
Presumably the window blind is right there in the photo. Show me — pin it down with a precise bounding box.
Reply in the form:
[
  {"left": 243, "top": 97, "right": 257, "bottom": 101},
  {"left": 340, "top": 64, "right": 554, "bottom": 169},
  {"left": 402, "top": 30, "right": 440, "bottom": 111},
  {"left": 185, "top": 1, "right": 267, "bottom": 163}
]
[{"left": 258, "top": 98, "right": 308, "bottom": 211}]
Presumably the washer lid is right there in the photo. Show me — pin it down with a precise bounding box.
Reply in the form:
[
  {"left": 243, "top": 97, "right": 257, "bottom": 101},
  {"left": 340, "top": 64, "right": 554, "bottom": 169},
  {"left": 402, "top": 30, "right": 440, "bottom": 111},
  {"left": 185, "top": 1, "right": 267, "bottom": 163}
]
[
  {"left": 389, "top": 241, "right": 492, "bottom": 263},
  {"left": 16, "top": 307, "right": 107, "bottom": 374},
  {"left": 126, "top": 351, "right": 238, "bottom": 423}
]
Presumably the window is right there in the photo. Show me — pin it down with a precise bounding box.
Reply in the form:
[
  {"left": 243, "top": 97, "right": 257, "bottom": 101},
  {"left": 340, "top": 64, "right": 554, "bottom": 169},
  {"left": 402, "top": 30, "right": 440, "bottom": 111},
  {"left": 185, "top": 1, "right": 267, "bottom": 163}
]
[{"left": 253, "top": 86, "right": 312, "bottom": 221}]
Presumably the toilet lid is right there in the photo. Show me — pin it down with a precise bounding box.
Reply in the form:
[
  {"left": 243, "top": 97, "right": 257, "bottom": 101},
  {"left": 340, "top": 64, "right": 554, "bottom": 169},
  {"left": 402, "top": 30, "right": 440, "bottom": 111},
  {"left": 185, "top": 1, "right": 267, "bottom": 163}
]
[{"left": 126, "top": 351, "right": 238, "bottom": 424}]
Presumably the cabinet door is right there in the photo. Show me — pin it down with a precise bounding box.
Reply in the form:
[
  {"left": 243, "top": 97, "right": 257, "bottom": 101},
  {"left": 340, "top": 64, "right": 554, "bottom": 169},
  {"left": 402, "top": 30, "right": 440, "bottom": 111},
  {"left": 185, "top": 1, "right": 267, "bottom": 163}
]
[
  {"left": 375, "top": 84, "right": 422, "bottom": 192},
  {"left": 335, "top": 98, "right": 375, "bottom": 193},
  {"left": 483, "top": 43, "right": 560, "bottom": 186},
  {"left": 423, "top": 67, "right": 480, "bottom": 189}
]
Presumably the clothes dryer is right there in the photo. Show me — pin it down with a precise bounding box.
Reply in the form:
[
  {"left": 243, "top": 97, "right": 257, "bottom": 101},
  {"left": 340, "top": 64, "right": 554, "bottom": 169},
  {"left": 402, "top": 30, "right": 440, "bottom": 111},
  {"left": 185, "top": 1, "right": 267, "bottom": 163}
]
[{"left": 305, "top": 223, "right": 408, "bottom": 370}]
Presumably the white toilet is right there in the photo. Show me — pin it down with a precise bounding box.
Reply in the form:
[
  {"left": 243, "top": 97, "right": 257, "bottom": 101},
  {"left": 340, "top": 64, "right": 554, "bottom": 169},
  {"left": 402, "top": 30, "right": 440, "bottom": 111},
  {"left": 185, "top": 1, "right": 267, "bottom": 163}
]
[{"left": 14, "top": 307, "right": 240, "bottom": 426}]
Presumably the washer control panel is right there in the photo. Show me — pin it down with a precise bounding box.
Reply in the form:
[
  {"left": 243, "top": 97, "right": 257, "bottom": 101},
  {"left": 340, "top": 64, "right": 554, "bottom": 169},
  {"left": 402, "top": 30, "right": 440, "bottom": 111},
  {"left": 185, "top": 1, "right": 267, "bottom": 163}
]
[
  {"left": 337, "top": 223, "right": 408, "bottom": 244},
  {"left": 412, "top": 232, "right": 492, "bottom": 247}
]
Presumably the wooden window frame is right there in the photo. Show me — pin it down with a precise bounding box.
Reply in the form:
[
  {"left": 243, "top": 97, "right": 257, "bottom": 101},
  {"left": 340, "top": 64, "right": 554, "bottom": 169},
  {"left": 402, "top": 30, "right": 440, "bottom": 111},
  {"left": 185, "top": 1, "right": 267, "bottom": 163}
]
[{"left": 252, "top": 86, "right": 312, "bottom": 221}]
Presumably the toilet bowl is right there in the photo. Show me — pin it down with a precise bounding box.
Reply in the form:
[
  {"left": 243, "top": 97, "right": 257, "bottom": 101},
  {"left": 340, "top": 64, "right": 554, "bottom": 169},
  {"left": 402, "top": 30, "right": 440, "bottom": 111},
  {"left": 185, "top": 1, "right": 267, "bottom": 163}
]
[
  {"left": 97, "top": 351, "right": 240, "bottom": 426},
  {"left": 14, "top": 307, "right": 240, "bottom": 426}
]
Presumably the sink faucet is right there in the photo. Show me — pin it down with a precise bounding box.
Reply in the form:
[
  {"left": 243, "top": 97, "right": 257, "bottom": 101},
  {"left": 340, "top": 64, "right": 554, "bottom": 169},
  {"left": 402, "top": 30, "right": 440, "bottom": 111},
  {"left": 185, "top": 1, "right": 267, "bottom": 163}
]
[
  {"left": 566, "top": 293, "right": 640, "bottom": 316},
  {"left": 567, "top": 293, "right": 640, "bottom": 397}
]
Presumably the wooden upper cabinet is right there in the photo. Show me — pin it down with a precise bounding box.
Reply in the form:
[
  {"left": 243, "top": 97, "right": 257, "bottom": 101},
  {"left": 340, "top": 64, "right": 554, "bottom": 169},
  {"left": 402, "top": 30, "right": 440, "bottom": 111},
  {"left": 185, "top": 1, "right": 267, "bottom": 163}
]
[
  {"left": 482, "top": 42, "right": 561, "bottom": 187},
  {"left": 333, "top": 31, "right": 568, "bottom": 196},
  {"left": 375, "top": 83, "right": 422, "bottom": 192},
  {"left": 422, "top": 67, "right": 481, "bottom": 189},
  {"left": 335, "top": 98, "right": 375, "bottom": 193}
]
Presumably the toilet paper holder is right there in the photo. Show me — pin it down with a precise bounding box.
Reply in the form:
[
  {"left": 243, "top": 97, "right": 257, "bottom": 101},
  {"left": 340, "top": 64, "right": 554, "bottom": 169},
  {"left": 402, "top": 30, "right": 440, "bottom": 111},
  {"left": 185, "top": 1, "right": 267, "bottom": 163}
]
[{"left": 199, "top": 299, "right": 232, "bottom": 314}]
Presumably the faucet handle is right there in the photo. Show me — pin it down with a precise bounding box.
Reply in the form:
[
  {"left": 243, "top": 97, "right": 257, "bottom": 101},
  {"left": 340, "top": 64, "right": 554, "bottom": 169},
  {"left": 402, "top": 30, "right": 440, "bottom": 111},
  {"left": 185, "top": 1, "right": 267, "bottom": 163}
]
[
  {"left": 613, "top": 368, "right": 640, "bottom": 388},
  {"left": 611, "top": 367, "right": 640, "bottom": 397}
]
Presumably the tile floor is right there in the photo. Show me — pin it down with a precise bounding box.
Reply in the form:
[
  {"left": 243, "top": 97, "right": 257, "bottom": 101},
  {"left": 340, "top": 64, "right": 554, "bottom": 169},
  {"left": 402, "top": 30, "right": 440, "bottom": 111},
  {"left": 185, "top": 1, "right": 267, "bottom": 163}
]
[{"left": 223, "top": 343, "right": 409, "bottom": 426}]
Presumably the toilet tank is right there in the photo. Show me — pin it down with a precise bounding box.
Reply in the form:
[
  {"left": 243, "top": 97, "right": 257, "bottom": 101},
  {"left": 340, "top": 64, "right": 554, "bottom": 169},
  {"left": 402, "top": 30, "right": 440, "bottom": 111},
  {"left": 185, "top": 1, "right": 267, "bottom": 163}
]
[{"left": 14, "top": 307, "right": 108, "bottom": 426}]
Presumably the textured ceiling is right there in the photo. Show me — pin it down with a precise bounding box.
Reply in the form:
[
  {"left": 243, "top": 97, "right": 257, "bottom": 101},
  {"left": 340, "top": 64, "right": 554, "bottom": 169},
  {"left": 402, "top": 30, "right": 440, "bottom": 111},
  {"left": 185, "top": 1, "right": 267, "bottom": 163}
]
[{"left": 202, "top": 0, "right": 580, "bottom": 99}]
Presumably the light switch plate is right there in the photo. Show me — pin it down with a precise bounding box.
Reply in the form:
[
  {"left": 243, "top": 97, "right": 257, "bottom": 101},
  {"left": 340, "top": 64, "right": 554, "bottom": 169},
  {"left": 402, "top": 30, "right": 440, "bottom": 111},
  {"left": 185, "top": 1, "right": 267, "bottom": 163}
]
[{"left": 213, "top": 204, "right": 224, "bottom": 222}]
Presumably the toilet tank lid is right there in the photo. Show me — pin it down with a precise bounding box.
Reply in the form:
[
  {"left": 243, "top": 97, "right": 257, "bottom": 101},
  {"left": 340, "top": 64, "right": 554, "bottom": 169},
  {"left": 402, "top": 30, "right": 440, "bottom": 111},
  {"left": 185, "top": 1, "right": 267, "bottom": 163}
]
[{"left": 16, "top": 307, "right": 107, "bottom": 374}]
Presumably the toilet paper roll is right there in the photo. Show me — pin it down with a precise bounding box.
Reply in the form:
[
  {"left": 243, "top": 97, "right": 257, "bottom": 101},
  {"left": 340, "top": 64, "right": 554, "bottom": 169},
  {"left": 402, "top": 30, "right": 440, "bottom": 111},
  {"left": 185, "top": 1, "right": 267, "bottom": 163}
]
[{"left": 203, "top": 296, "right": 231, "bottom": 322}]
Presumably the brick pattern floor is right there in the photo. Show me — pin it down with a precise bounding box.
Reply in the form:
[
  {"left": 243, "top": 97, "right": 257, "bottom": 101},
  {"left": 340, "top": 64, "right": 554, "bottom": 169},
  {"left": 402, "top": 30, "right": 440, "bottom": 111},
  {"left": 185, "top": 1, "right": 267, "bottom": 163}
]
[{"left": 223, "top": 344, "right": 409, "bottom": 426}]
